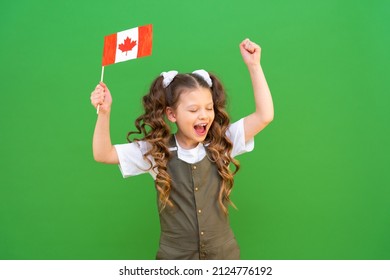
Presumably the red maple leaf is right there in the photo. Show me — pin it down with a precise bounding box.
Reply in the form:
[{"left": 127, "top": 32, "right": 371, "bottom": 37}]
[{"left": 118, "top": 37, "right": 137, "bottom": 55}]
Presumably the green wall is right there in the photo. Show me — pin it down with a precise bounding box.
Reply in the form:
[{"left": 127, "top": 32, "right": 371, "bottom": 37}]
[{"left": 1, "top": 0, "right": 389, "bottom": 260}]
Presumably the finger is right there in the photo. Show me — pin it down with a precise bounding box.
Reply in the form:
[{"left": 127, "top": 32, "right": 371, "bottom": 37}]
[
  {"left": 94, "top": 84, "right": 107, "bottom": 96},
  {"left": 91, "top": 97, "right": 102, "bottom": 107},
  {"left": 91, "top": 97, "right": 99, "bottom": 109},
  {"left": 91, "top": 91, "right": 102, "bottom": 100},
  {"left": 91, "top": 90, "right": 105, "bottom": 103},
  {"left": 244, "top": 40, "right": 256, "bottom": 54},
  {"left": 91, "top": 99, "right": 99, "bottom": 108},
  {"left": 251, "top": 41, "right": 261, "bottom": 51},
  {"left": 95, "top": 84, "right": 107, "bottom": 95},
  {"left": 91, "top": 88, "right": 101, "bottom": 95},
  {"left": 99, "top": 81, "right": 107, "bottom": 91},
  {"left": 245, "top": 40, "right": 251, "bottom": 50},
  {"left": 240, "top": 38, "right": 256, "bottom": 54},
  {"left": 91, "top": 94, "right": 104, "bottom": 101},
  {"left": 240, "top": 38, "right": 249, "bottom": 48},
  {"left": 96, "top": 93, "right": 105, "bottom": 102}
]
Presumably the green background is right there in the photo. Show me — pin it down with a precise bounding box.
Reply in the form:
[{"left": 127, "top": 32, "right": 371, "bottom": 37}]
[{"left": 1, "top": 0, "right": 389, "bottom": 260}]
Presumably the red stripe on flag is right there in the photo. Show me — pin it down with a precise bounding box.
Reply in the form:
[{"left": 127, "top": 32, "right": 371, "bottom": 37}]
[
  {"left": 137, "top": 24, "right": 153, "bottom": 58},
  {"left": 102, "top": 33, "right": 117, "bottom": 66}
]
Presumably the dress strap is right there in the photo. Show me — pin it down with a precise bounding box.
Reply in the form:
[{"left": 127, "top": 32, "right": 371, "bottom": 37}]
[{"left": 168, "top": 135, "right": 178, "bottom": 152}]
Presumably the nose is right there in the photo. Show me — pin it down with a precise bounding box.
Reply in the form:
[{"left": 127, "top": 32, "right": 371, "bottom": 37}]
[{"left": 198, "top": 109, "right": 208, "bottom": 120}]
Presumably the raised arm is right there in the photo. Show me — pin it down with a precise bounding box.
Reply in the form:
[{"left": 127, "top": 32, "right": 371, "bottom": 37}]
[
  {"left": 90, "top": 82, "right": 119, "bottom": 164},
  {"left": 240, "top": 39, "right": 274, "bottom": 142}
]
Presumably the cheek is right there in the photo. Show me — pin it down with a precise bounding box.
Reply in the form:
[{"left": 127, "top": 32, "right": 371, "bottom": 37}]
[
  {"left": 210, "top": 111, "right": 215, "bottom": 121},
  {"left": 180, "top": 112, "right": 196, "bottom": 125}
]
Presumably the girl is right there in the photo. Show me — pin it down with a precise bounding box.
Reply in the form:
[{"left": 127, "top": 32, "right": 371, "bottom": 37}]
[{"left": 90, "top": 39, "right": 274, "bottom": 260}]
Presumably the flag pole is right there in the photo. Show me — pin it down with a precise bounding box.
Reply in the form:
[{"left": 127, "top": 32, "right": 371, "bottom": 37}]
[
  {"left": 101, "top": 66, "right": 105, "bottom": 82},
  {"left": 97, "top": 66, "right": 105, "bottom": 114}
]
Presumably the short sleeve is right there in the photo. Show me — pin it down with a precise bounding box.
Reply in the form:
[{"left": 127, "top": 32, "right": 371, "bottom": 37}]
[
  {"left": 114, "top": 141, "right": 157, "bottom": 179},
  {"left": 227, "top": 118, "right": 255, "bottom": 158}
]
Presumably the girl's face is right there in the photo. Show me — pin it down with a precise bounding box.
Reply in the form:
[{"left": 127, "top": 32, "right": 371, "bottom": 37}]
[{"left": 166, "top": 87, "right": 214, "bottom": 149}]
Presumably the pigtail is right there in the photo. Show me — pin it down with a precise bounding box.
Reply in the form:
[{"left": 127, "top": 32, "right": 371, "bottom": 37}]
[
  {"left": 206, "top": 74, "right": 240, "bottom": 215},
  {"left": 127, "top": 76, "right": 174, "bottom": 212}
]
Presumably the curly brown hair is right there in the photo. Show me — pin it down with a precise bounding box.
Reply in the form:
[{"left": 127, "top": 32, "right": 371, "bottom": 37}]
[{"left": 127, "top": 71, "right": 240, "bottom": 215}]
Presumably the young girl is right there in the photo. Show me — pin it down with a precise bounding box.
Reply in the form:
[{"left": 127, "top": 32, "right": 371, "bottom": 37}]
[{"left": 90, "top": 39, "right": 274, "bottom": 260}]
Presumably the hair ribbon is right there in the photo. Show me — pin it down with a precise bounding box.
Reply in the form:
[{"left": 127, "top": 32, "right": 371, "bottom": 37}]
[
  {"left": 160, "top": 71, "right": 178, "bottom": 88},
  {"left": 160, "top": 69, "right": 213, "bottom": 88},
  {"left": 192, "top": 69, "right": 212, "bottom": 87}
]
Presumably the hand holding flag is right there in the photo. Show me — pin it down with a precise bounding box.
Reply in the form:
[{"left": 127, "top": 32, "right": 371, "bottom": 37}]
[{"left": 91, "top": 82, "right": 112, "bottom": 114}]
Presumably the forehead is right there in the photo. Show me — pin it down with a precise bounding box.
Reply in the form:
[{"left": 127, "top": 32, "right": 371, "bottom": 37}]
[{"left": 177, "top": 87, "right": 213, "bottom": 105}]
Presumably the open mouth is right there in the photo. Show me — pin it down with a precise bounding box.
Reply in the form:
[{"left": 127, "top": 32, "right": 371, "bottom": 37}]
[{"left": 194, "top": 123, "right": 207, "bottom": 136}]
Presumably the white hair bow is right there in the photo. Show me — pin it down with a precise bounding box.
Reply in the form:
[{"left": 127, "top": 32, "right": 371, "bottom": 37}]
[
  {"left": 160, "top": 69, "right": 213, "bottom": 88},
  {"left": 160, "top": 70, "right": 178, "bottom": 88},
  {"left": 192, "top": 69, "right": 212, "bottom": 87}
]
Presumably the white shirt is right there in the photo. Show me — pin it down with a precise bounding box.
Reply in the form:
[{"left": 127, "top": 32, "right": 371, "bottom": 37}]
[{"left": 114, "top": 118, "right": 254, "bottom": 180}]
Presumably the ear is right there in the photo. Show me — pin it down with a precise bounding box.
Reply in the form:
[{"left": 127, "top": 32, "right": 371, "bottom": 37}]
[{"left": 165, "top": 107, "right": 177, "bottom": 122}]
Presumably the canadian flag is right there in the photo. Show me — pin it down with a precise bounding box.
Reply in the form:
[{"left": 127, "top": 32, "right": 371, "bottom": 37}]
[{"left": 102, "top": 24, "right": 153, "bottom": 66}]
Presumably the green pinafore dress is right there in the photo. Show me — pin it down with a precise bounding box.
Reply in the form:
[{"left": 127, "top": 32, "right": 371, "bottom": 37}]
[{"left": 156, "top": 136, "right": 240, "bottom": 260}]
